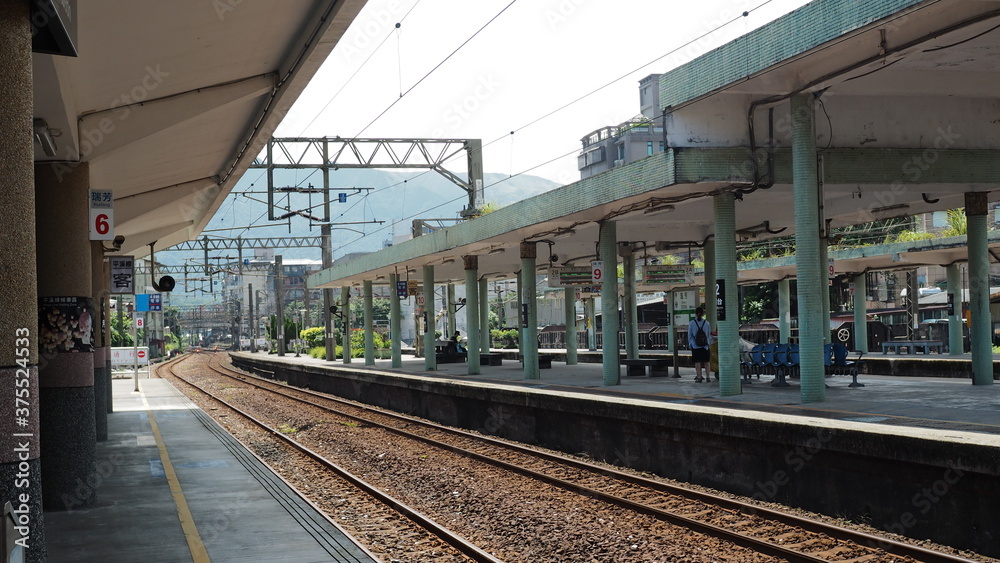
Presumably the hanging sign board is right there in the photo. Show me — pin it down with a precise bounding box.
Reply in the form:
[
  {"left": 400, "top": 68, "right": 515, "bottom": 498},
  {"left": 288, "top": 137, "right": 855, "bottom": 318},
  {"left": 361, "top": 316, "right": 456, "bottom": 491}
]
[
  {"left": 89, "top": 189, "right": 114, "bottom": 240},
  {"left": 549, "top": 266, "right": 593, "bottom": 287},
  {"left": 396, "top": 281, "right": 408, "bottom": 298},
  {"left": 110, "top": 256, "right": 135, "bottom": 295},
  {"left": 407, "top": 280, "right": 419, "bottom": 296},
  {"left": 642, "top": 264, "right": 694, "bottom": 286},
  {"left": 716, "top": 279, "right": 727, "bottom": 321}
]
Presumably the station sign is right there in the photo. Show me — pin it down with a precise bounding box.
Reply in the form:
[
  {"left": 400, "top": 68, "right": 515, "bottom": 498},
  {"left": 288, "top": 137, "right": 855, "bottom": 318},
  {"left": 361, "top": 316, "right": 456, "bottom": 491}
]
[
  {"left": 591, "top": 261, "right": 604, "bottom": 284},
  {"left": 396, "top": 281, "right": 408, "bottom": 298},
  {"left": 135, "top": 293, "right": 162, "bottom": 312},
  {"left": 549, "top": 266, "right": 594, "bottom": 287},
  {"left": 89, "top": 189, "right": 114, "bottom": 240},
  {"left": 111, "top": 347, "right": 149, "bottom": 366},
  {"left": 110, "top": 256, "right": 134, "bottom": 295},
  {"left": 407, "top": 280, "right": 419, "bottom": 296},
  {"left": 642, "top": 264, "right": 694, "bottom": 286}
]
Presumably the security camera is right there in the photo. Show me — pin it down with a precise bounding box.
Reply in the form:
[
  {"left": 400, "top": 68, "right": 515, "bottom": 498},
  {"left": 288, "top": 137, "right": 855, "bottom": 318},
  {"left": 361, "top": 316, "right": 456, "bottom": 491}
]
[{"left": 112, "top": 235, "right": 124, "bottom": 250}]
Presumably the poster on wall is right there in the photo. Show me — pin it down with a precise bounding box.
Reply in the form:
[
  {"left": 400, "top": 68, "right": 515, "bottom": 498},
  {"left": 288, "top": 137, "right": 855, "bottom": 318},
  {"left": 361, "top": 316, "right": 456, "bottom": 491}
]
[{"left": 39, "top": 296, "right": 95, "bottom": 354}]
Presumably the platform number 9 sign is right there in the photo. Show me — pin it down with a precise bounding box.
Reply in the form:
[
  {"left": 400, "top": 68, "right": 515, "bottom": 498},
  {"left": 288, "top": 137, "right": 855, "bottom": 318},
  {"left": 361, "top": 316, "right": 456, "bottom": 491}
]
[{"left": 591, "top": 260, "right": 604, "bottom": 284}]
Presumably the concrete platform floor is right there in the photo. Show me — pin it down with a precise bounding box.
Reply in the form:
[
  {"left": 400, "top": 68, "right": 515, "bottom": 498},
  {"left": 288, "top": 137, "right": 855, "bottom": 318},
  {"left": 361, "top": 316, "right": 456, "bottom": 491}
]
[
  {"left": 44, "top": 378, "right": 376, "bottom": 563},
  {"left": 253, "top": 350, "right": 1000, "bottom": 436}
]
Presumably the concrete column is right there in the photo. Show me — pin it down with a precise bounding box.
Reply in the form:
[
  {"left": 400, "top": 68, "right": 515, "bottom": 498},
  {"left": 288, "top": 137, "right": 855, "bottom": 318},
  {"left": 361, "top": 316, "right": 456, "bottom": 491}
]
[
  {"left": 820, "top": 240, "right": 831, "bottom": 344},
  {"left": 36, "top": 162, "right": 99, "bottom": 513},
  {"left": 363, "top": 280, "right": 374, "bottom": 365},
  {"left": 947, "top": 264, "right": 963, "bottom": 355},
  {"left": 586, "top": 298, "right": 597, "bottom": 351},
  {"left": 341, "top": 286, "right": 351, "bottom": 364},
  {"left": 714, "top": 194, "right": 740, "bottom": 396},
  {"left": 0, "top": 2, "right": 45, "bottom": 558},
  {"left": 704, "top": 238, "right": 717, "bottom": 329},
  {"left": 622, "top": 247, "right": 639, "bottom": 359},
  {"left": 464, "top": 256, "right": 481, "bottom": 374},
  {"left": 521, "top": 242, "right": 540, "bottom": 380},
  {"left": 564, "top": 287, "right": 578, "bottom": 365},
  {"left": 599, "top": 221, "right": 620, "bottom": 386},
  {"left": 791, "top": 93, "right": 826, "bottom": 402},
  {"left": 516, "top": 269, "right": 524, "bottom": 353},
  {"left": 389, "top": 274, "right": 402, "bottom": 367},
  {"left": 667, "top": 290, "right": 676, "bottom": 352},
  {"left": 479, "top": 277, "right": 489, "bottom": 354},
  {"left": 965, "top": 192, "right": 993, "bottom": 385},
  {"left": 423, "top": 265, "right": 436, "bottom": 371},
  {"left": 103, "top": 260, "right": 113, "bottom": 413},
  {"left": 276, "top": 255, "right": 285, "bottom": 356},
  {"left": 853, "top": 274, "right": 868, "bottom": 354},
  {"left": 91, "top": 242, "right": 108, "bottom": 441},
  {"left": 446, "top": 283, "right": 456, "bottom": 337},
  {"left": 778, "top": 279, "right": 791, "bottom": 343}
]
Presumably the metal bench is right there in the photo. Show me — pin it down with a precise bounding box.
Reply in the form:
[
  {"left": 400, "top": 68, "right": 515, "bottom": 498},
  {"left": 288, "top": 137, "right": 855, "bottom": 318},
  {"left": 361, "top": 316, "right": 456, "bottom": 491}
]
[
  {"left": 881, "top": 340, "right": 942, "bottom": 355},
  {"left": 480, "top": 352, "right": 503, "bottom": 366},
  {"left": 620, "top": 358, "right": 672, "bottom": 377}
]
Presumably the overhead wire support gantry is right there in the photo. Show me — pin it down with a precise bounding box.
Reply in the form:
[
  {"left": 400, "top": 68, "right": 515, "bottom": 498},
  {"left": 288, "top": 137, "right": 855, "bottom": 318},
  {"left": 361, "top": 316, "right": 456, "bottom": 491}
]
[{"left": 251, "top": 136, "right": 485, "bottom": 219}]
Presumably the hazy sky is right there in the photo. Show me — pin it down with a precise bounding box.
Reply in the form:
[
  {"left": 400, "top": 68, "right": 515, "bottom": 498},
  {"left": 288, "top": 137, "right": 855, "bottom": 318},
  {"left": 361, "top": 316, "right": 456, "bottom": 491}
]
[{"left": 274, "top": 0, "right": 812, "bottom": 190}]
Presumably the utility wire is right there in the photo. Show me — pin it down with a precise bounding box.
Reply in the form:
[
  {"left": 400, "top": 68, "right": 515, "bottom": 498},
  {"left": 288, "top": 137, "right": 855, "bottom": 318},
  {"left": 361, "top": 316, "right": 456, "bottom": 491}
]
[{"left": 354, "top": 0, "right": 518, "bottom": 137}]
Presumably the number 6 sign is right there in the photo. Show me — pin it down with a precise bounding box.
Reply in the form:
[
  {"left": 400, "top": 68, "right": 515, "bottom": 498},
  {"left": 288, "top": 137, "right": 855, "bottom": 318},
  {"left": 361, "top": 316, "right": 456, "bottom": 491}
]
[
  {"left": 89, "top": 189, "right": 114, "bottom": 240},
  {"left": 591, "top": 260, "right": 604, "bottom": 284}
]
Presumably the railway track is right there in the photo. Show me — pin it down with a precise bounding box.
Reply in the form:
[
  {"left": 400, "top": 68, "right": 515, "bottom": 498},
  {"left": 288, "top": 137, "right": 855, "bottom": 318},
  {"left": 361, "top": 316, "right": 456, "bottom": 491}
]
[
  {"left": 157, "top": 355, "right": 502, "bottom": 563},
  {"left": 169, "top": 352, "right": 985, "bottom": 563}
]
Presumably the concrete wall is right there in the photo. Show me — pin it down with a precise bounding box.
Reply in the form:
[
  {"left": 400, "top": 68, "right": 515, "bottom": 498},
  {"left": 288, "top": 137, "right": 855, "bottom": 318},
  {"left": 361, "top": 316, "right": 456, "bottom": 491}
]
[{"left": 233, "top": 354, "right": 999, "bottom": 558}]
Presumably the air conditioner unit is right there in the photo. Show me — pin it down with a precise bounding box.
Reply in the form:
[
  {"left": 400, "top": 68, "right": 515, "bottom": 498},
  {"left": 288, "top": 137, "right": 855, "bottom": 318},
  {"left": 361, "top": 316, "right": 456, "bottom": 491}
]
[{"left": 614, "top": 159, "right": 624, "bottom": 166}]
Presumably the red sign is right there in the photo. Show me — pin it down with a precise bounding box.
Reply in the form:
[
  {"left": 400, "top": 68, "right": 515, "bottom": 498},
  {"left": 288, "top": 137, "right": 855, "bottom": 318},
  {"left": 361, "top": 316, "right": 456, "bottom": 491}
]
[{"left": 137, "top": 350, "right": 146, "bottom": 359}]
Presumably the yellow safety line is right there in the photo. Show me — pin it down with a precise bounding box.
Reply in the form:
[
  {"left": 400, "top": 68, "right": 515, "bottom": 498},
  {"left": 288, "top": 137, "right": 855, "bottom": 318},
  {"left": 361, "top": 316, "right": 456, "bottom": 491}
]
[{"left": 140, "top": 384, "right": 212, "bottom": 563}]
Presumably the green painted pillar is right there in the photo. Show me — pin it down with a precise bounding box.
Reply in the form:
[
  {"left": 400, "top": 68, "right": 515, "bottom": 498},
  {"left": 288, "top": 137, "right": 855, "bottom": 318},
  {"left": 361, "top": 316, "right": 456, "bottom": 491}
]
[
  {"left": 622, "top": 247, "right": 639, "bottom": 359},
  {"left": 586, "top": 298, "right": 597, "bottom": 351},
  {"left": 564, "top": 287, "right": 578, "bottom": 365},
  {"left": 341, "top": 286, "right": 351, "bottom": 364},
  {"left": 599, "top": 221, "right": 620, "bottom": 386},
  {"left": 947, "top": 264, "right": 963, "bottom": 355},
  {"left": 821, "top": 241, "right": 831, "bottom": 344},
  {"left": 778, "top": 279, "right": 791, "bottom": 343},
  {"left": 389, "top": 274, "right": 402, "bottom": 367},
  {"left": 907, "top": 270, "right": 919, "bottom": 341},
  {"left": 516, "top": 270, "right": 524, "bottom": 354},
  {"left": 714, "top": 194, "right": 740, "bottom": 396},
  {"left": 464, "top": 256, "right": 481, "bottom": 375},
  {"left": 479, "top": 277, "right": 490, "bottom": 354},
  {"left": 363, "top": 280, "right": 374, "bottom": 365},
  {"left": 521, "top": 242, "right": 540, "bottom": 379},
  {"left": 423, "top": 265, "right": 436, "bottom": 371},
  {"left": 704, "top": 238, "right": 717, "bottom": 329},
  {"left": 791, "top": 93, "right": 826, "bottom": 403},
  {"left": 965, "top": 192, "right": 993, "bottom": 385},
  {"left": 853, "top": 274, "right": 868, "bottom": 354},
  {"left": 447, "top": 283, "right": 457, "bottom": 337}
]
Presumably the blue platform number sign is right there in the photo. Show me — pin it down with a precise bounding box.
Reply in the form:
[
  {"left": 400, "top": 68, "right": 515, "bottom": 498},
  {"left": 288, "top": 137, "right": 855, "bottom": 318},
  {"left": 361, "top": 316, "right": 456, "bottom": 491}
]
[
  {"left": 396, "top": 281, "right": 408, "bottom": 298},
  {"left": 716, "top": 279, "right": 726, "bottom": 322},
  {"left": 149, "top": 293, "right": 162, "bottom": 311},
  {"left": 338, "top": 193, "right": 347, "bottom": 203},
  {"left": 521, "top": 303, "right": 529, "bottom": 328}
]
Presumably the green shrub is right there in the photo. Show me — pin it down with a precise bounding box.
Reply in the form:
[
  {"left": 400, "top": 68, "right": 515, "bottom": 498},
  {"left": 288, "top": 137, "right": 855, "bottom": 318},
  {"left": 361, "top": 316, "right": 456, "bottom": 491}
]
[{"left": 490, "top": 328, "right": 519, "bottom": 349}]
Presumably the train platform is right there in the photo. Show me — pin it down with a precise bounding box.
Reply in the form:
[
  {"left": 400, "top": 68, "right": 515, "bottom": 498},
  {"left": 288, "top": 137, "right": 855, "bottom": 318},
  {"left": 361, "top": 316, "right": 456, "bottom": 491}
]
[
  {"left": 244, "top": 349, "right": 1000, "bottom": 437},
  {"left": 43, "top": 377, "right": 377, "bottom": 563}
]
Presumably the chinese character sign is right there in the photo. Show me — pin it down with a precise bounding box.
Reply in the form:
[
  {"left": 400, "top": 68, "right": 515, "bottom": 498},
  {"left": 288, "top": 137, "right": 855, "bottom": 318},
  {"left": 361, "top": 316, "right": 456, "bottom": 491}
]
[{"left": 110, "top": 256, "right": 134, "bottom": 294}]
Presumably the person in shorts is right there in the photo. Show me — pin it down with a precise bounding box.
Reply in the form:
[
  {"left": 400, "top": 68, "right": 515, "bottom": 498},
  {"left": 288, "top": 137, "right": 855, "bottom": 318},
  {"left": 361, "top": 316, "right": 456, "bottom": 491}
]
[{"left": 688, "top": 307, "right": 714, "bottom": 382}]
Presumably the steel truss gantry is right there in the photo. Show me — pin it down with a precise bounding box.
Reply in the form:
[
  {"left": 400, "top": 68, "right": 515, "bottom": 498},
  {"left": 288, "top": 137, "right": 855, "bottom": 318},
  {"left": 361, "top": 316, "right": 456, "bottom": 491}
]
[{"left": 250, "top": 137, "right": 485, "bottom": 219}]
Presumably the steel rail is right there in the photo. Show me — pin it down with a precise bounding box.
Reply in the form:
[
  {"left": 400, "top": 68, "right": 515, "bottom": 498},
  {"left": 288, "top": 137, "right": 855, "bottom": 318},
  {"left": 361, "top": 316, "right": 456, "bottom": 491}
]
[
  {"left": 162, "top": 355, "right": 504, "bottom": 563},
  {"left": 205, "top": 356, "right": 973, "bottom": 563}
]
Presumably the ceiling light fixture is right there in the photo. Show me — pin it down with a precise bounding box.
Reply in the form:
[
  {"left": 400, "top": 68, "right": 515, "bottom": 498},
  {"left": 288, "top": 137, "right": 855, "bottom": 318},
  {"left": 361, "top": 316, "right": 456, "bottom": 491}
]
[
  {"left": 552, "top": 229, "right": 576, "bottom": 240},
  {"left": 488, "top": 248, "right": 506, "bottom": 255}
]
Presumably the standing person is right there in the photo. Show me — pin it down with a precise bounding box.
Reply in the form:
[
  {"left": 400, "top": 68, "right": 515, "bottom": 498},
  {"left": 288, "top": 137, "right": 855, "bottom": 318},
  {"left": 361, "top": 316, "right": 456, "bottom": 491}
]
[{"left": 688, "top": 307, "right": 713, "bottom": 382}]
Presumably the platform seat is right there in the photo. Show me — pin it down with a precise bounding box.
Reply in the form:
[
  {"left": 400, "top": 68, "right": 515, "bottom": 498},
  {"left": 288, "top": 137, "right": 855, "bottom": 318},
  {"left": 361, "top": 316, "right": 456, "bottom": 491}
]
[{"left": 620, "top": 358, "right": 672, "bottom": 377}]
